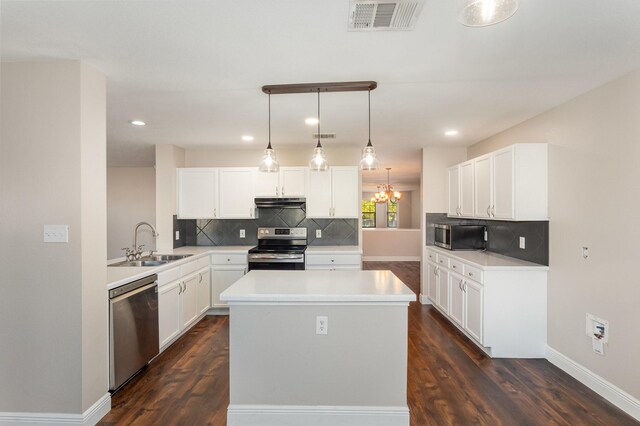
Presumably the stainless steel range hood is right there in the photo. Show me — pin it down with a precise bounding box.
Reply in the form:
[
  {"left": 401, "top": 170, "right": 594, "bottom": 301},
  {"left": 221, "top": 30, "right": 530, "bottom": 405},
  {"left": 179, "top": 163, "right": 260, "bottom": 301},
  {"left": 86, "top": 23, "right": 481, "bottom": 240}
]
[{"left": 255, "top": 197, "right": 306, "bottom": 209}]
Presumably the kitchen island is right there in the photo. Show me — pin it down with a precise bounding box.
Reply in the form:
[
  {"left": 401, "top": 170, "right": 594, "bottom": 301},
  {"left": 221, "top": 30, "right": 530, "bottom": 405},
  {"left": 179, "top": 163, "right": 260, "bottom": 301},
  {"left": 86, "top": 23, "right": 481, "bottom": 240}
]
[{"left": 221, "top": 270, "right": 416, "bottom": 426}]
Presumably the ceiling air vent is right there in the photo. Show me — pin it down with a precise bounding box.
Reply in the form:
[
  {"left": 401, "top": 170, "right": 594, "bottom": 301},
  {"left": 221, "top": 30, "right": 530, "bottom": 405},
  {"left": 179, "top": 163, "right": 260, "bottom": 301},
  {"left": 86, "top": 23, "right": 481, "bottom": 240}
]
[
  {"left": 348, "top": 0, "right": 425, "bottom": 31},
  {"left": 312, "top": 133, "right": 336, "bottom": 139}
]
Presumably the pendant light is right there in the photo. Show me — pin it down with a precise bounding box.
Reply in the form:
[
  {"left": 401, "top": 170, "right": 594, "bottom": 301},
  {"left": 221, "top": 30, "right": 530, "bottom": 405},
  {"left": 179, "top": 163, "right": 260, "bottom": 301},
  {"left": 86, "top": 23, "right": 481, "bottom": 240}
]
[
  {"left": 359, "top": 88, "right": 380, "bottom": 171},
  {"left": 457, "top": 0, "right": 519, "bottom": 27},
  {"left": 259, "top": 91, "right": 280, "bottom": 173},
  {"left": 309, "top": 90, "right": 329, "bottom": 171}
]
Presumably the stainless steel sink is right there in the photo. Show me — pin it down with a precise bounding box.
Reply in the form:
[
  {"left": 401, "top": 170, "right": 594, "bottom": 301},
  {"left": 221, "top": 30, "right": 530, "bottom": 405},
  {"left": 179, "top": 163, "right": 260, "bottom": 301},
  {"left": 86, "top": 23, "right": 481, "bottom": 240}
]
[
  {"left": 109, "top": 253, "right": 193, "bottom": 267},
  {"left": 142, "top": 254, "right": 193, "bottom": 261},
  {"left": 109, "top": 259, "right": 169, "bottom": 267}
]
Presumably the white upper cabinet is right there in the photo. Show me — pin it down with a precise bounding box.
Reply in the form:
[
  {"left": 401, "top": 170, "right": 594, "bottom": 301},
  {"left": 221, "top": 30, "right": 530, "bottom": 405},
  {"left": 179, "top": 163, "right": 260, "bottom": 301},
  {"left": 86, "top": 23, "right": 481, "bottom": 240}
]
[
  {"left": 280, "top": 167, "right": 307, "bottom": 197},
  {"left": 474, "top": 154, "right": 492, "bottom": 218},
  {"left": 306, "top": 166, "right": 359, "bottom": 219},
  {"left": 448, "top": 143, "right": 547, "bottom": 221},
  {"left": 218, "top": 168, "right": 255, "bottom": 219},
  {"left": 447, "top": 166, "right": 460, "bottom": 216},
  {"left": 177, "top": 168, "right": 219, "bottom": 219},
  {"left": 459, "top": 161, "right": 475, "bottom": 217},
  {"left": 254, "top": 167, "right": 307, "bottom": 198},
  {"left": 306, "top": 169, "right": 333, "bottom": 218},
  {"left": 331, "top": 167, "right": 359, "bottom": 218},
  {"left": 254, "top": 171, "right": 280, "bottom": 197}
]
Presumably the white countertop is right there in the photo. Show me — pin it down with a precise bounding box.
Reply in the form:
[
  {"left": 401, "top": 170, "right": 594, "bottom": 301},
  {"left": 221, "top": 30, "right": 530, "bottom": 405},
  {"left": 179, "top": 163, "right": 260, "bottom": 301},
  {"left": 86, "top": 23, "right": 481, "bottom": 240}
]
[
  {"left": 107, "top": 246, "right": 253, "bottom": 290},
  {"left": 305, "top": 245, "right": 362, "bottom": 254},
  {"left": 220, "top": 270, "right": 416, "bottom": 303},
  {"left": 426, "top": 246, "right": 549, "bottom": 271}
]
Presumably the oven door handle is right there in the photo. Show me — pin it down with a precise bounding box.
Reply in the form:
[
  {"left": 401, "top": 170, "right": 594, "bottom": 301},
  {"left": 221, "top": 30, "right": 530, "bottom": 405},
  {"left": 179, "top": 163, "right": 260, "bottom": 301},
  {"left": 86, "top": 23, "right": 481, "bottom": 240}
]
[{"left": 248, "top": 257, "right": 305, "bottom": 263}]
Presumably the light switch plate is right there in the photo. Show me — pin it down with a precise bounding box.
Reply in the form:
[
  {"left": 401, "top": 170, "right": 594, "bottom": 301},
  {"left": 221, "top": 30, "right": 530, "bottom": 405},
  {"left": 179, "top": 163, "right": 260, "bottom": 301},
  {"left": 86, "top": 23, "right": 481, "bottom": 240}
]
[
  {"left": 240, "top": 229, "right": 246, "bottom": 238},
  {"left": 519, "top": 236, "right": 526, "bottom": 249},
  {"left": 316, "top": 316, "right": 328, "bottom": 335},
  {"left": 316, "top": 229, "right": 322, "bottom": 238},
  {"left": 44, "top": 225, "right": 69, "bottom": 243},
  {"left": 175, "top": 230, "right": 180, "bottom": 241}
]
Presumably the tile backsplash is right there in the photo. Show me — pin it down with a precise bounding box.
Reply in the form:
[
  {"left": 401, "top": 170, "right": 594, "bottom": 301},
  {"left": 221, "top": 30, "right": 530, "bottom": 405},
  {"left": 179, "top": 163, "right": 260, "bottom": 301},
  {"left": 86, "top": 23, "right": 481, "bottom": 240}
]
[
  {"left": 425, "top": 213, "right": 549, "bottom": 266},
  {"left": 175, "top": 207, "right": 358, "bottom": 247}
]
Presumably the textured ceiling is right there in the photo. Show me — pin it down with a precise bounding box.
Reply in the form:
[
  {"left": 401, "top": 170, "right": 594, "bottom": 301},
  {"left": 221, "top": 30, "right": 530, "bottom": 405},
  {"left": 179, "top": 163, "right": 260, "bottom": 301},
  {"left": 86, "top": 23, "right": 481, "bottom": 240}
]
[{"left": 2, "top": 0, "right": 640, "bottom": 188}]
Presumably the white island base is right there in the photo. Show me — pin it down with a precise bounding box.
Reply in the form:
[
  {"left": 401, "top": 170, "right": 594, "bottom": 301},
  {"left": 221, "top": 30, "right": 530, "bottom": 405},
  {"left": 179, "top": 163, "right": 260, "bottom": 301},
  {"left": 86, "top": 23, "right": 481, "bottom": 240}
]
[{"left": 221, "top": 270, "right": 416, "bottom": 426}]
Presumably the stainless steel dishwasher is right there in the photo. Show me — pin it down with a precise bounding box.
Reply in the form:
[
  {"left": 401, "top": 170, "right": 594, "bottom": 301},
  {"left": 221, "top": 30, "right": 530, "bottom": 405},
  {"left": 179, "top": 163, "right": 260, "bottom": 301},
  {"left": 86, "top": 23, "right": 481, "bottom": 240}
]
[{"left": 109, "top": 274, "right": 159, "bottom": 391}]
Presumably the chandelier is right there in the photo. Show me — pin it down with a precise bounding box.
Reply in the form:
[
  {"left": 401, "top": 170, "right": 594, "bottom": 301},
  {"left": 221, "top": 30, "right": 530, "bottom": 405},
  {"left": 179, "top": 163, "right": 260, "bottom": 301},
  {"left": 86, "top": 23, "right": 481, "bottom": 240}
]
[{"left": 371, "top": 168, "right": 402, "bottom": 204}]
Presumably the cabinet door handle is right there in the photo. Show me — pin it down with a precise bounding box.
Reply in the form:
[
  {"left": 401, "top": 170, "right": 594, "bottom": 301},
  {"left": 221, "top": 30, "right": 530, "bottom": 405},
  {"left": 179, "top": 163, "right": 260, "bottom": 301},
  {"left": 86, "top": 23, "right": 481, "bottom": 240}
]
[
  {"left": 434, "top": 266, "right": 439, "bottom": 277},
  {"left": 491, "top": 205, "right": 495, "bottom": 217},
  {"left": 199, "top": 273, "right": 202, "bottom": 283},
  {"left": 282, "top": 187, "right": 285, "bottom": 196},
  {"left": 214, "top": 208, "right": 217, "bottom": 218},
  {"left": 487, "top": 206, "right": 491, "bottom": 216},
  {"left": 250, "top": 207, "right": 253, "bottom": 217},
  {"left": 178, "top": 283, "right": 183, "bottom": 294},
  {"left": 459, "top": 279, "right": 464, "bottom": 290},
  {"left": 462, "top": 281, "right": 467, "bottom": 292},
  {"left": 276, "top": 186, "right": 279, "bottom": 197}
]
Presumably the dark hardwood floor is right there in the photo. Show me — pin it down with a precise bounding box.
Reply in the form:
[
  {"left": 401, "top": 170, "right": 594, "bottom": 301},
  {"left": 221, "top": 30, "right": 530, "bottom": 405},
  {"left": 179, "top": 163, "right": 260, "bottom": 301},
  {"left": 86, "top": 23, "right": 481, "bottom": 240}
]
[{"left": 100, "top": 262, "right": 638, "bottom": 425}]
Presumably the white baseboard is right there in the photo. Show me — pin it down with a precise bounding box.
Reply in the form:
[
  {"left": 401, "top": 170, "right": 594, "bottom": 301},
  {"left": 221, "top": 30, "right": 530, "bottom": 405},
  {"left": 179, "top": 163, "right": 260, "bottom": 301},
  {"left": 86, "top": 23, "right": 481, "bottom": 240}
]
[
  {"left": 0, "top": 393, "right": 111, "bottom": 425},
  {"left": 227, "top": 404, "right": 409, "bottom": 426},
  {"left": 363, "top": 256, "right": 420, "bottom": 262},
  {"left": 419, "top": 294, "right": 431, "bottom": 304},
  {"left": 546, "top": 346, "right": 640, "bottom": 422}
]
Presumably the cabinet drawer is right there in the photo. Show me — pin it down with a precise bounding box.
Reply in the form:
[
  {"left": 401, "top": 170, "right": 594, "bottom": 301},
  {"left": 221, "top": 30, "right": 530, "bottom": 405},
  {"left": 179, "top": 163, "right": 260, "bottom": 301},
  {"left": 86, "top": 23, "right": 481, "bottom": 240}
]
[
  {"left": 181, "top": 259, "right": 200, "bottom": 277},
  {"left": 158, "top": 267, "right": 180, "bottom": 287},
  {"left": 449, "top": 259, "right": 464, "bottom": 274},
  {"left": 463, "top": 264, "right": 483, "bottom": 283},
  {"left": 211, "top": 253, "right": 247, "bottom": 265},
  {"left": 436, "top": 254, "right": 450, "bottom": 268},
  {"left": 426, "top": 250, "right": 436, "bottom": 262},
  {"left": 306, "top": 254, "right": 362, "bottom": 266}
]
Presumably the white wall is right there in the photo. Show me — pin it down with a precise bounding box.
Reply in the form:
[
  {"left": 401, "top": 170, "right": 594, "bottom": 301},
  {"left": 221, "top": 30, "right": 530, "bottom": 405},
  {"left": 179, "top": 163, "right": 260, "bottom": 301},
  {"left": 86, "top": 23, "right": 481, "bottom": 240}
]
[
  {"left": 468, "top": 70, "right": 640, "bottom": 403},
  {"left": 410, "top": 189, "right": 421, "bottom": 229},
  {"left": 155, "top": 145, "right": 185, "bottom": 250},
  {"left": 362, "top": 229, "right": 422, "bottom": 260},
  {"left": 107, "top": 167, "right": 156, "bottom": 259},
  {"left": 0, "top": 61, "right": 108, "bottom": 415}
]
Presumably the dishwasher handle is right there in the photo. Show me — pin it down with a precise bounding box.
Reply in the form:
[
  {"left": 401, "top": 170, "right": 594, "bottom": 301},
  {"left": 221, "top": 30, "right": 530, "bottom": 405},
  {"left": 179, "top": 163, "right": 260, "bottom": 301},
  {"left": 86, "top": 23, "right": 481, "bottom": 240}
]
[{"left": 109, "top": 274, "right": 158, "bottom": 299}]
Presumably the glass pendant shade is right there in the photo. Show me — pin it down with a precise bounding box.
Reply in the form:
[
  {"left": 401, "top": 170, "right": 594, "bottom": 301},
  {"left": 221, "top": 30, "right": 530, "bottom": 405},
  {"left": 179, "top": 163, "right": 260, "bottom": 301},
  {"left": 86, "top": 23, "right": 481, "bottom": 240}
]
[
  {"left": 309, "top": 141, "right": 329, "bottom": 171},
  {"left": 360, "top": 140, "right": 380, "bottom": 171},
  {"left": 457, "top": 0, "right": 519, "bottom": 27},
  {"left": 259, "top": 142, "right": 279, "bottom": 172},
  {"left": 259, "top": 92, "right": 279, "bottom": 172},
  {"left": 360, "top": 89, "right": 380, "bottom": 171},
  {"left": 309, "top": 90, "right": 329, "bottom": 171}
]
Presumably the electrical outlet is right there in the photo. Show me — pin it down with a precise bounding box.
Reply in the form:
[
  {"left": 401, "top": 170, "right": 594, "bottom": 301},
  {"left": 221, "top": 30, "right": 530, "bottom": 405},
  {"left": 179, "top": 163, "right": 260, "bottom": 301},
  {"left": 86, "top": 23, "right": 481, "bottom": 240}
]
[
  {"left": 316, "top": 229, "right": 322, "bottom": 238},
  {"left": 175, "top": 230, "right": 180, "bottom": 241},
  {"left": 484, "top": 230, "right": 488, "bottom": 241},
  {"left": 519, "top": 236, "right": 526, "bottom": 249},
  {"left": 316, "top": 316, "right": 328, "bottom": 335},
  {"left": 44, "top": 225, "right": 69, "bottom": 243},
  {"left": 582, "top": 246, "right": 589, "bottom": 259},
  {"left": 240, "top": 229, "right": 245, "bottom": 238}
]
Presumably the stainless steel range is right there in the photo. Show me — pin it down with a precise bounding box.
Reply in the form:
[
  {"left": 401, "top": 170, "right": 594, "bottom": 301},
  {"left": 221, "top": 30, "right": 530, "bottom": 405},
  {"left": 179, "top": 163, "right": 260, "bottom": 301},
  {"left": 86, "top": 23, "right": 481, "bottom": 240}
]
[{"left": 248, "top": 227, "right": 307, "bottom": 271}]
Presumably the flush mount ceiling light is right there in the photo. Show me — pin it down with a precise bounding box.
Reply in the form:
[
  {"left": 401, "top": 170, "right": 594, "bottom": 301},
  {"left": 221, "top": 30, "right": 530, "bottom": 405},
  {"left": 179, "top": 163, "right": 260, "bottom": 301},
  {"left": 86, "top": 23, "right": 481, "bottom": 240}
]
[
  {"left": 242, "top": 135, "right": 254, "bottom": 141},
  {"left": 129, "top": 120, "right": 146, "bottom": 126},
  {"left": 305, "top": 117, "right": 319, "bottom": 125},
  {"left": 258, "top": 92, "right": 279, "bottom": 173},
  {"left": 360, "top": 88, "right": 380, "bottom": 171},
  {"left": 309, "top": 90, "right": 329, "bottom": 171},
  {"left": 445, "top": 130, "right": 459, "bottom": 136},
  {"left": 371, "top": 168, "right": 402, "bottom": 204},
  {"left": 457, "top": 0, "right": 519, "bottom": 27}
]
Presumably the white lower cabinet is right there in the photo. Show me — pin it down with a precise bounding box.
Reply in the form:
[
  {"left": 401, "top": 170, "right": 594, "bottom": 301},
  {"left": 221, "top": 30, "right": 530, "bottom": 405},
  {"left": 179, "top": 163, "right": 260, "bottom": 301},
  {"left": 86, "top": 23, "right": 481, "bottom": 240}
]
[
  {"left": 159, "top": 279, "right": 182, "bottom": 349},
  {"left": 197, "top": 267, "right": 211, "bottom": 315},
  {"left": 157, "top": 257, "right": 213, "bottom": 351},
  {"left": 181, "top": 272, "right": 200, "bottom": 329},
  {"left": 211, "top": 267, "right": 247, "bottom": 307},
  {"left": 211, "top": 253, "right": 248, "bottom": 308},
  {"left": 424, "top": 247, "right": 547, "bottom": 358},
  {"left": 305, "top": 252, "right": 362, "bottom": 271}
]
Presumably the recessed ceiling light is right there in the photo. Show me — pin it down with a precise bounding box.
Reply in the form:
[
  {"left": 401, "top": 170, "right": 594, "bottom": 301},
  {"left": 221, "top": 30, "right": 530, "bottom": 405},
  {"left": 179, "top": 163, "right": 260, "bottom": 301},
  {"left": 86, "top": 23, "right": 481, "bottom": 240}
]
[
  {"left": 445, "top": 130, "right": 459, "bottom": 136},
  {"left": 241, "top": 135, "right": 254, "bottom": 142},
  {"left": 129, "top": 120, "right": 146, "bottom": 126},
  {"left": 305, "top": 117, "right": 319, "bottom": 125}
]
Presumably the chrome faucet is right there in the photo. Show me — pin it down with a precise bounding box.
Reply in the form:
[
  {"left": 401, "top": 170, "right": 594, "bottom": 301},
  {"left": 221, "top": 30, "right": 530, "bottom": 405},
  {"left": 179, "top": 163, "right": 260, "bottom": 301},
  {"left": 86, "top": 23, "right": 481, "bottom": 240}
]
[{"left": 131, "top": 221, "right": 159, "bottom": 260}]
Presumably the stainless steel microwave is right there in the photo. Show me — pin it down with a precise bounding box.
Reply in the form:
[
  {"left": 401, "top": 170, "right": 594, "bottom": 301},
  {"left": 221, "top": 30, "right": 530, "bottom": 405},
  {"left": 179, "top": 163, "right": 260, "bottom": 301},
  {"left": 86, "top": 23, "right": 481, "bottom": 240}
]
[{"left": 434, "top": 224, "right": 486, "bottom": 250}]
